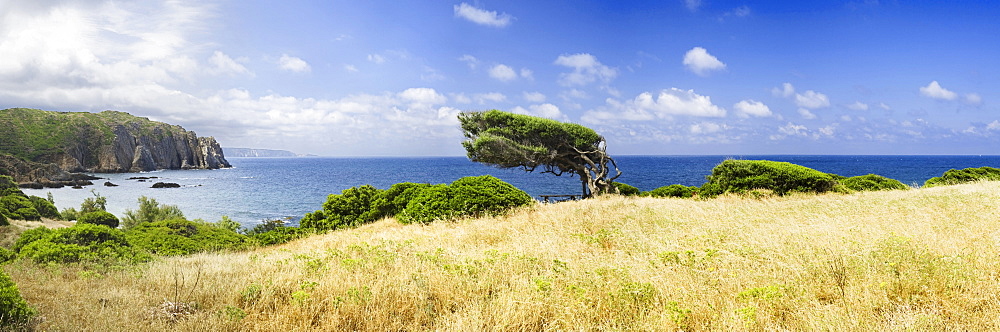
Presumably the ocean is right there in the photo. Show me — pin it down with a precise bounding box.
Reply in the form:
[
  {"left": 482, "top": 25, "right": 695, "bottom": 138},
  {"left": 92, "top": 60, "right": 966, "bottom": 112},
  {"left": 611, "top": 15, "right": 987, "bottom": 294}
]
[{"left": 22, "top": 155, "right": 1000, "bottom": 228}]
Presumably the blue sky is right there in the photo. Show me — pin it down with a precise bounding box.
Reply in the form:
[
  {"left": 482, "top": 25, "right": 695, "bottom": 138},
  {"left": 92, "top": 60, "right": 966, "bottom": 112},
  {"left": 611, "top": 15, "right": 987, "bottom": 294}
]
[{"left": 1, "top": 0, "right": 998, "bottom": 156}]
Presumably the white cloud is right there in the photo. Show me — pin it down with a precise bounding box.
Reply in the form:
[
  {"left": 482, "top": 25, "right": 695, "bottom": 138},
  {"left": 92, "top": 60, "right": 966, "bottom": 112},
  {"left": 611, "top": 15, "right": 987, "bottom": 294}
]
[
  {"left": 919, "top": 81, "right": 957, "bottom": 100},
  {"left": 344, "top": 64, "right": 358, "bottom": 73},
  {"left": 965, "top": 93, "right": 982, "bottom": 105},
  {"left": 278, "top": 54, "right": 311, "bottom": 73},
  {"left": 208, "top": 51, "right": 252, "bottom": 76},
  {"left": 682, "top": 47, "right": 726, "bottom": 76},
  {"left": 730, "top": 6, "right": 751, "bottom": 17},
  {"left": 454, "top": 3, "right": 513, "bottom": 28},
  {"left": 511, "top": 103, "right": 566, "bottom": 120},
  {"left": 489, "top": 64, "right": 518, "bottom": 82},
  {"left": 690, "top": 122, "right": 725, "bottom": 134},
  {"left": 474, "top": 92, "right": 507, "bottom": 105},
  {"left": 988, "top": 120, "right": 1000, "bottom": 131},
  {"left": 798, "top": 108, "right": 817, "bottom": 119},
  {"left": 367, "top": 54, "right": 386, "bottom": 64},
  {"left": 795, "top": 90, "right": 830, "bottom": 109},
  {"left": 458, "top": 54, "right": 479, "bottom": 69},
  {"left": 772, "top": 83, "right": 795, "bottom": 97},
  {"left": 733, "top": 99, "right": 772, "bottom": 118},
  {"left": 878, "top": 102, "right": 891, "bottom": 110},
  {"left": 847, "top": 101, "right": 869, "bottom": 111},
  {"left": 779, "top": 123, "right": 808, "bottom": 136},
  {"left": 523, "top": 92, "right": 546, "bottom": 103},
  {"left": 519, "top": 68, "right": 534, "bottom": 80},
  {"left": 582, "top": 88, "right": 726, "bottom": 123},
  {"left": 684, "top": 0, "right": 702, "bottom": 12},
  {"left": 554, "top": 53, "right": 617, "bottom": 86},
  {"left": 818, "top": 125, "right": 836, "bottom": 137}
]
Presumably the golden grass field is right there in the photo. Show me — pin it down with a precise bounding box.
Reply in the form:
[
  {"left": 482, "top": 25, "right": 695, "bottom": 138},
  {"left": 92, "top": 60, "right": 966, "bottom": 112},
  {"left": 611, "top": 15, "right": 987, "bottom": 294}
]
[{"left": 5, "top": 181, "right": 1000, "bottom": 331}]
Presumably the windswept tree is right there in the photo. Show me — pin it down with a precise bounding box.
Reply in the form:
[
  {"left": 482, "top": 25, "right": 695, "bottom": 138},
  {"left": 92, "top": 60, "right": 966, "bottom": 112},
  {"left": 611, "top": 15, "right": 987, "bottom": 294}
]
[{"left": 458, "top": 110, "right": 621, "bottom": 197}]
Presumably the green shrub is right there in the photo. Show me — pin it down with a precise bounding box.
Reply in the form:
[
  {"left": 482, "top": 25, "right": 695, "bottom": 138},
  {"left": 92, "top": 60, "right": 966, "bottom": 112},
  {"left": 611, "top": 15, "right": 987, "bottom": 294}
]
[
  {"left": 700, "top": 160, "right": 838, "bottom": 197},
  {"left": 448, "top": 175, "right": 533, "bottom": 217},
  {"left": 0, "top": 212, "right": 6, "bottom": 226},
  {"left": 0, "top": 247, "right": 14, "bottom": 264},
  {"left": 611, "top": 182, "right": 640, "bottom": 196},
  {"left": 0, "top": 270, "right": 36, "bottom": 329},
  {"left": 398, "top": 184, "right": 453, "bottom": 224},
  {"left": 924, "top": 166, "right": 1000, "bottom": 187},
  {"left": 60, "top": 207, "right": 80, "bottom": 221},
  {"left": 251, "top": 226, "right": 311, "bottom": 246},
  {"left": 28, "top": 195, "right": 60, "bottom": 219},
  {"left": 841, "top": 174, "right": 909, "bottom": 191},
  {"left": 373, "top": 182, "right": 432, "bottom": 218},
  {"left": 12, "top": 227, "right": 52, "bottom": 253},
  {"left": 301, "top": 185, "right": 383, "bottom": 231},
  {"left": 79, "top": 190, "right": 107, "bottom": 214},
  {"left": 121, "top": 196, "right": 184, "bottom": 229},
  {"left": 78, "top": 211, "right": 120, "bottom": 228},
  {"left": 125, "top": 218, "right": 250, "bottom": 256},
  {"left": 0, "top": 195, "right": 41, "bottom": 221},
  {"left": 17, "top": 223, "right": 145, "bottom": 265},
  {"left": 645, "top": 184, "right": 698, "bottom": 198}
]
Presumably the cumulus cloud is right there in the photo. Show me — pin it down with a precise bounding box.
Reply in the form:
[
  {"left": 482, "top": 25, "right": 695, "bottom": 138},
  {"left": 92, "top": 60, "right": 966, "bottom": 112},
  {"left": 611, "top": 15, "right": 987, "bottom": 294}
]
[
  {"left": 458, "top": 54, "right": 479, "bottom": 69},
  {"left": 581, "top": 88, "right": 726, "bottom": 123},
  {"left": 488, "top": 64, "right": 517, "bottom": 82},
  {"left": 965, "top": 93, "right": 982, "bottom": 105},
  {"left": 798, "top": 108, "right": 817, "bottom": 120},
  {"left": 511, "top": 103, "right": 566, "bottom": 120},
  {"left": 847, "top": 101, "right": 869, "bottom": 111},
  {"left": 778, "top": 123, "right": 808, "bottom": 137},
  {"left": 278, "top": 54, "right": 311, "bottom": 73},
  {"left": 772, "top": 83, "right": 795, "bottom": 97},
  {"left": 454, "top": 3, "right": 513, "bottom": 28},
  {"left": 795, "top": 90, "right": 830, "bottom": 109},
  {"left": 733, "top": 100, "right": 772, "bottom": 118},
  {"left": 554, "top": 53, "right": 617, "bottom": 86},
  {"left": 919, "top": 81, "right": 957, "bottom": 100},
  {"left": 208, "top": 51, "right": 252, "bottom": 76},
  {"left": 988, "top": 120, "right": 1000, "bottom": 131},
  {"left": 684, "top": 0, "right": 702, "bottom": 12},
  {"left": 473, "top": 92, "right": 507, "bottom": 105},
  {"left": 682, "top": 47, "right": 726, "bottom": 76},
  {"left": 523, "top": 92, "right": 546, "bottom": 103},
  {"left": 367, "top": 54, "right": 386, "bottom": 64},
  {"left": 690, "top": 122, "right": 726, "bottom": 134}
]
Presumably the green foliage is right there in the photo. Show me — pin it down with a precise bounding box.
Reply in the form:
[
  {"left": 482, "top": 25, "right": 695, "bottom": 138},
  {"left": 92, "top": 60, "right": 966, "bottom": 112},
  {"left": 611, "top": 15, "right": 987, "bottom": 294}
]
[
  {"left": 28, "top": 195, "right": 60, "bottom": 219},
  {"left": 700, "top": 160, "right": 839, "bottom": 197},
  {"left": 611, "top": 182, "right": 640, "bottom": 196},
  {"left": 60, "top": 207, "right": 80, "bottom": 221},
  {"left": 459, "top": 110, "right": 619, "bottom": 197},
  {"left": 448, "top": 175, "right": 533, "bottom": 216},
  {"left": 645, "top": 184, "right": 698, "bottom": 198},
  {"left": 215, "top": 216, "right": 241, "bottom": 233},
  {"left": 125, "top": 219, "right": 250, "bottom": 256},
  {"left": 0, "top": 195, "right": 41, "bottom": 221},
  {"left": 0, "top": 270, "right": 36, "bottom": 329},
  {"left": 398, "top": 184, "right": 453, "bottom": 224},
  {"left": 373, "top": 182, "right": 431, "bottom": 218},
  {"left": 12, "top": 227, "right": 52, "bottom": 253},
  {"left": 0, "top": 212, "right": 6, "bottom": 226},
  {"left": 17, "top": 223, "right": 146, "bottom": 265},
  {"left": 0, "top": 175, "right": 21, "bottom": 197},
  {"left": 78, "top": 211, "right": 120, "bottom": 228},
  {"left": 0, "top": 247, "right": 14, "bottom": 264},
  {"left": 924, "top": 166, "right": 1000, "bottom": 187},
  {"left": 121, "top": 196, "right": 185, "bottom": 229},
  {"left": 300, "top": 185, "right": 383, "bottom": 231},
  {"left": 841, "top": 174, "right": 909, "bottom": 191},
  {"left": 399, "top": 176, "right": 533, "bottom": 224},
  {"left": 250, "top": 226, "right": 311, "bottom": 246},
  {"left": 79, "top": 190, "right": 108, "bottom": 214}
]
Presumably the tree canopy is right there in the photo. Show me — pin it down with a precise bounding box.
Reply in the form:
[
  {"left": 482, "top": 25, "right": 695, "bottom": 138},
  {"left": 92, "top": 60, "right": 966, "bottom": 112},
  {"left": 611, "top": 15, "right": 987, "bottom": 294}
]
[{"left": 458, "top": 110, "right": 620, "bottom": 197}]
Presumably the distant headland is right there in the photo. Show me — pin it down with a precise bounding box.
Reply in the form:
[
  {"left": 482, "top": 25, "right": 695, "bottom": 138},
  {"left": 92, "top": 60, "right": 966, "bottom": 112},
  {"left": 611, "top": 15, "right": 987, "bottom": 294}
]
[
  {"left": 0, "top": 108, "right": 230, "bottom": 184},
  {"left": 222, "top": 148, "right": 314, "bottom": 158}
]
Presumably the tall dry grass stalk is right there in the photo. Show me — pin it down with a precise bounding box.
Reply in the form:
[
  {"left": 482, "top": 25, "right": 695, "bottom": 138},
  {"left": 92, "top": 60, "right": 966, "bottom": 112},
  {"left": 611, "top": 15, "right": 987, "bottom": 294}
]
[{"left": 6, "top": 182, "right": 1000, "bottom": 331}]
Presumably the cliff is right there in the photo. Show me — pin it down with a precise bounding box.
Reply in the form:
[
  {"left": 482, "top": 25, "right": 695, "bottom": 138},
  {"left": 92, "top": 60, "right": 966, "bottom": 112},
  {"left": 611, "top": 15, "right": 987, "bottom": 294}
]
[{"left": 0, "top": 108, "right": 230, "bottom": 182}]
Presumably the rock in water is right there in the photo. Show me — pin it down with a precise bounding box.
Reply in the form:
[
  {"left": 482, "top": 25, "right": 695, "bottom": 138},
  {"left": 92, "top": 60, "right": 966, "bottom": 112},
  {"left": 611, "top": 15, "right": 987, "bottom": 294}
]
[{"left": 151, "top": 182, "right": 181, "bottom": 188}]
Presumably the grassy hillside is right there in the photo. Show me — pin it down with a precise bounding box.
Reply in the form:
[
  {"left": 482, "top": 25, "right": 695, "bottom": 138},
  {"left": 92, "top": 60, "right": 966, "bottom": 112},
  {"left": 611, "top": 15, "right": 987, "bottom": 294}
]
[
  {"left": 6, "top": 182, "right": 1000, "bottom": 330},
  {"left": 0, "top": 108, "right": 186, "bottom": 162}
]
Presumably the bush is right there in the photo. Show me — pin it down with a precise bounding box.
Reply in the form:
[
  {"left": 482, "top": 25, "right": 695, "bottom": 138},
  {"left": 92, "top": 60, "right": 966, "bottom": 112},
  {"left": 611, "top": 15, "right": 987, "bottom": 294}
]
[
  {"left": 0, "top": 270, "right": 36, "bottom": 329},
  {"left": 0, "top": 195, "right": 40, "bottom": 221},
  {"left": 0, "top": 212, "right": 6, "bottom": 226},
  {"left": 700, "top": 160, "right": 838, "bottom": 197},
  {"left": 125, "top": 218, "right": 250, "bottom": 256},
  {"left": 398, "top": 184, "right": 453, "bottom": 224},
  {"left": 17, "top": 223, "right": 145, "bottom": 265},
  {"left": 251, "top": 226, "right": 311, "bottom": 246},
  {"left": 60, "top": 207, "right": 80, "bottom": 221},
  {"left": 924, "top": 166, "right": 1000, "bottom": 187},
  {"left": 78, "top": 211, "right": 120, "bottom": 228},
  {"left": 121, "top": 196, "right": 185, "bottom": 229},
  {"left": 645, "top": 184, "right": 698, "bottom": 198},
  {"left": 399, "top": 176, "right": 533, "bottom": 224},
  {"left": 12, "top": 227, "right": 52, "bottom": 253},
  {"left": 28, "top": 195, "right": 60, "bottom": 219},
  {"left": 611, "top": 182, "right": 640, "bottom": 196},
  {"left": 301, "top": 185, "right": 383, "bottom": 231},
  {"left": 373, "top": 182, "right": 432, "bottom": 218},
  {"left": 841, "top": 174, "right": 909, "bottom": 191}
]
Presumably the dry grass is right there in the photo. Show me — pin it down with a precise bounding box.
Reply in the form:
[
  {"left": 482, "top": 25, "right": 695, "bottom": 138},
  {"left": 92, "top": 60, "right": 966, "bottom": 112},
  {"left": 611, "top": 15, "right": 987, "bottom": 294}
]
[
  {"left": 0, "top": 218, "right": 72, "bottom": 248},
  {"left": 6, "top": 182, "right": 1000, "bottom": 331}
]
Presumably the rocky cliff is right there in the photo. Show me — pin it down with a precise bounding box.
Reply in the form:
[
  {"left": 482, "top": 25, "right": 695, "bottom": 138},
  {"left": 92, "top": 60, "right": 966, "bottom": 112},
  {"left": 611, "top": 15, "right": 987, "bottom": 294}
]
[{"left": 0, "top": 108, "right": 230, "bottom": 182}]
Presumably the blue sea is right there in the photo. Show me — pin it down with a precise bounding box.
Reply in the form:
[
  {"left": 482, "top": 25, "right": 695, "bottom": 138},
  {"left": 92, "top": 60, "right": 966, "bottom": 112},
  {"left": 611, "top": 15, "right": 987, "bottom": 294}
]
[{"left": 23, "top": 155, "right": 1000, "bottom": 228}]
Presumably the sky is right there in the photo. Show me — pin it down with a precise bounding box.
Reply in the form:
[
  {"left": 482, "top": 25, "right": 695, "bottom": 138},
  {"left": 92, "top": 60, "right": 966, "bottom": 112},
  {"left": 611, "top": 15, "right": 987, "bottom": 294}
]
[{"left": 1, "top": 0, "right": 999, "bottom": 156}]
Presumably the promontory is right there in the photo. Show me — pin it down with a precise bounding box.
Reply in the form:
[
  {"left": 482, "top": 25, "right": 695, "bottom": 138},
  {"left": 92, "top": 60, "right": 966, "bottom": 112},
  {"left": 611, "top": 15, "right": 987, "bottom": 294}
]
[{"left": 0, "top": 108, "right": 230, "bottom": 183}]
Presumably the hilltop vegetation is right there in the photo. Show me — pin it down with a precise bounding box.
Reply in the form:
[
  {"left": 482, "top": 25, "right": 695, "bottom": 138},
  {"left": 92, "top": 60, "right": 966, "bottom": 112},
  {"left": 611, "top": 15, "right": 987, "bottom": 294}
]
[{"left": 3, "top": 181, "right": 1000, "bottom": 330}]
